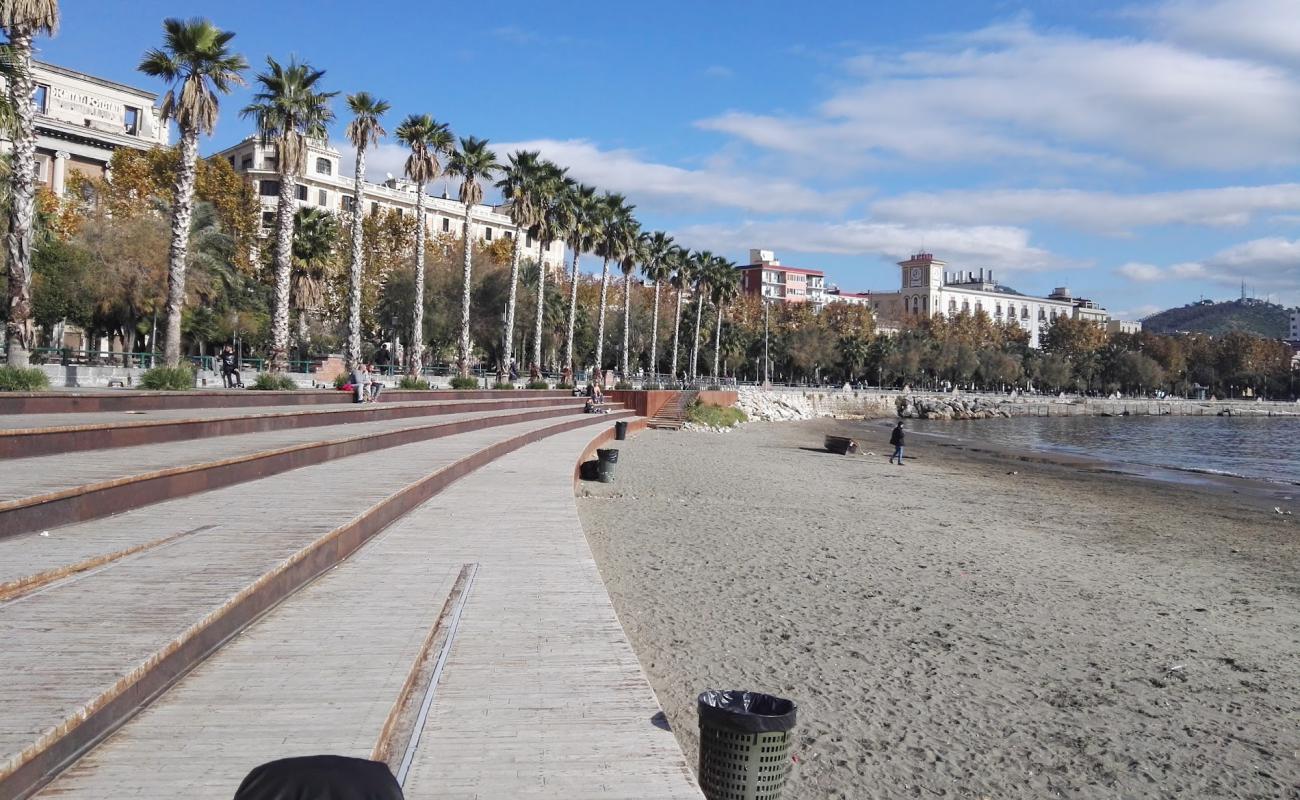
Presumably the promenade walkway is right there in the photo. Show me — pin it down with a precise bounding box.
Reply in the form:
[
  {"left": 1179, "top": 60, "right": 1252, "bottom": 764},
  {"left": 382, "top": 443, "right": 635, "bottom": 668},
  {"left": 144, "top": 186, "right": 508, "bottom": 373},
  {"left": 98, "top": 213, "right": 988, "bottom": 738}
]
[{"left": 0, "top": 388, "right": 700, "bottom": 799}]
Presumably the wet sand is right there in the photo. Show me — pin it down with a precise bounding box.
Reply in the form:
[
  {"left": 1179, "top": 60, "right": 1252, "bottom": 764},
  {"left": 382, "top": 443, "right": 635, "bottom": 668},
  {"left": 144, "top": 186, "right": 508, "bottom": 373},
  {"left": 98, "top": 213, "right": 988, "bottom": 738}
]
[{"left": 577, "top": 420, "right": 1300, "bottom": 799}]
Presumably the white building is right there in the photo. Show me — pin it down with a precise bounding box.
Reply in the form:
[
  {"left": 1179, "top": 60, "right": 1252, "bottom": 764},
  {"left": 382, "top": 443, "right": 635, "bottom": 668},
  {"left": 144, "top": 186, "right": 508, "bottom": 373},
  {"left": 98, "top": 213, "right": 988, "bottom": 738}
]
[
  {"left": 1107, "top": 319, "right": 1143, "bottom": 335},
  {"left": 870, "top": 253, "right": 1113, "bottom": 348},
  {"left": 215, "top": 136, "right": 566, "bottom": 274},
  {"left": 0, "top": 61, "right": 168, "bottom": 196},
  {"left": 1289, "top": 309, "right": 1300, "bottom": 342},
  {"left": 825, "top": 287, "right": 872, "bottom": 307}
]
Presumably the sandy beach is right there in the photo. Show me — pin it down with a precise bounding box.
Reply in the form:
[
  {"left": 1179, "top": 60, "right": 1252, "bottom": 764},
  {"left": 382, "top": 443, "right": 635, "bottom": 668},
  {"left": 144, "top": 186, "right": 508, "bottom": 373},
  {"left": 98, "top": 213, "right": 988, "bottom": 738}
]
[{"left": 577, "top": 420, "right": 1300, "bottom": 799}]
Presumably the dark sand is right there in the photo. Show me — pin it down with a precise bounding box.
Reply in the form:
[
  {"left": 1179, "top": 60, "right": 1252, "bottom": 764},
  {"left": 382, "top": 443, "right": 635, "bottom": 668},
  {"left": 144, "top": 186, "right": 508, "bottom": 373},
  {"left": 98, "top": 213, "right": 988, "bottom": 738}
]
[{"left": 577, "top": 420, "right": 1300, "bottom": 799}]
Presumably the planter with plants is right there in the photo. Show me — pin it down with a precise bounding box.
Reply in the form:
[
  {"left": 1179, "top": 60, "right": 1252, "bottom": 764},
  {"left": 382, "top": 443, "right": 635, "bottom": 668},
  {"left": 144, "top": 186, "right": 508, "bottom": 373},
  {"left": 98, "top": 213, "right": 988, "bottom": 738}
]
[
  {"left": 250, "top": 373, "right": 298, "bottom": 391},
  {"left": 449, "top": 376, "right": 480, "bottom": 390},
  {"left": 139, "top": 365, "right": 196, "bottom": 391},
  {"left": 0, "top": 366, "right": 50, "bottom": 392},
  {"left": 525, "top": 380, "right": 549, "bottom": 390},
  {"left": 398, "top": 376, "right": 431, "bottom": 390}
]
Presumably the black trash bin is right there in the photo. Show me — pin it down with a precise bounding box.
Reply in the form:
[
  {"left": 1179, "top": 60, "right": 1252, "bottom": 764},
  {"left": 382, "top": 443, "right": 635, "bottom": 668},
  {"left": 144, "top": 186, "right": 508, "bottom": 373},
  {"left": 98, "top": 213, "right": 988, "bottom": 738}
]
[
  {"left": 615, "top": 420, "right": 629, "bottom": 440},
  {"left": 697, "top": 690, "right": 797, "bottom": 800},
  {"left": 595, "top": 447, "right": 619, "bottom": 483}
]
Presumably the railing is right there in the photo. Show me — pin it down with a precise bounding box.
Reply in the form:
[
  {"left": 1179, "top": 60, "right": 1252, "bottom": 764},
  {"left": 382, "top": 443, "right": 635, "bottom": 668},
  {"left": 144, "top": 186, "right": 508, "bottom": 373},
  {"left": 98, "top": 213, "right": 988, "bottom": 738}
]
[{"left": 27, "top": 348, "right": 254, "bottom": 374}]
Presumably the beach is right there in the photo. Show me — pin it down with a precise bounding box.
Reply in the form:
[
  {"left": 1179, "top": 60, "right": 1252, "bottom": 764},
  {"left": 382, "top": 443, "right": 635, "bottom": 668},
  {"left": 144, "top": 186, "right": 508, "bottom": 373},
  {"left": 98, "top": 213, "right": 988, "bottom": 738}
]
[{"left": 577, "top": 420, "right": 1300, "bottom": 799}]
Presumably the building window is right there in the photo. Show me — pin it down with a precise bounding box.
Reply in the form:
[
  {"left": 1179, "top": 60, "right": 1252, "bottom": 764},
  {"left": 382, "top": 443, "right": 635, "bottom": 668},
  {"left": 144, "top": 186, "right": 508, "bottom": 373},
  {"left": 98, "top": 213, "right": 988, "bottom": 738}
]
[
  {"left": 316, "top": 157, "right": 332, "bottom": 175},
  {"left": 33, "top": 84, "right": 48, "bottom": 114},
  {"left": 1039, "top": 308, "right": 1046, "bottom": 321},
  {"left": 123, "top": 107, "right": 140, "bottom": 136},
  {"left": 504, "top": 230, "right": 513, "bottom": 240},
  {"left": 485, "top": 227, "right": 493, "bottom": 241},
  {"left": 526, "top": 233, "right": 534, "bottom": 247},
  {"left": 342, "top": 195, "right": 355, "bottom": 212},
  {"left": 261, "top": 211, "right": 275, "bottom": 228},
  {"left": 1021, "top": 307, "right": 1029, "bottom": 319},
  {"left": 228, "top": 156, "right": 236, "bottom": 167},
  {"left": 995, "top": 304, "right": 1002, "bottom": 317},
  {"left": 296, "top": 184, "right": 308, "bottom": 201},
  {"left": 948, "top": 299, "right": 956, "bottom": 313},
  {"left": 442, "top": 217, "right": 450, "bottom": 233},
  {"left": 263, "top": 156, "right": 277, "bottom": 171},
  {"left": 317, "top": 189, "right": 328, "bottom": 206},
  {"left": 962, "top": 300, "right": 969, "bottom": 312},
  {"left": 258, "top": 180, "right": 280, "bottom": 197},
  {"left": 975, "top": 302, "right": 983, "bottom": 314},
  {"left": 33, "top": 157, "right": 45, "bottom": 181},
  {"left": 370, "top": 201, "right": 379, "bottom": 215},
  {"left": 241, "top": 155, "right": 253, "bottom": 170}
]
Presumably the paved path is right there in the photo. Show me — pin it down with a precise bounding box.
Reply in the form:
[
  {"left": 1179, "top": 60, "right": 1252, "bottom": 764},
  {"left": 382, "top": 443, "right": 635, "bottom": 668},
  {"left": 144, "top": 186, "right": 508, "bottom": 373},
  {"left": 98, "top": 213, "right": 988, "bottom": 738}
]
[
  {"left": 0, "top": 404, "right": 580, "bottom": 505},
  {"left": 0, "top": 415, "right": 586, "bottom": 781},
  {"left": 32, "top": 425, "right": 700, "bottom": 799}
]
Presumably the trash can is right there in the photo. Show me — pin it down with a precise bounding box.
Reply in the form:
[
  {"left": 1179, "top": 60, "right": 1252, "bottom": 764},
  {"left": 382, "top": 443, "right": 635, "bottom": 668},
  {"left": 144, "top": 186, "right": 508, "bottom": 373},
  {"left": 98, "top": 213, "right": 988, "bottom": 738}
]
[
  {"left": 697, "top": 690, "right": 797, "bottom": 800},
  {"left": 595, "top": 448, "right": 619, "bottom": 483},
  {"left": 615, "top": 420, "right": 629, "bottom": 440}
]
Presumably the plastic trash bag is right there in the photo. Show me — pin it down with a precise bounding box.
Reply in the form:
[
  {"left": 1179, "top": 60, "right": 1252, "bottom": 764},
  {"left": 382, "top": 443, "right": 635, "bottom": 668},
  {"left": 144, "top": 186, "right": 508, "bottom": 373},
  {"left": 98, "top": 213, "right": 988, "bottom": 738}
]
[{"left": 697, "top": 690, "right": 797, "bottom": 733}]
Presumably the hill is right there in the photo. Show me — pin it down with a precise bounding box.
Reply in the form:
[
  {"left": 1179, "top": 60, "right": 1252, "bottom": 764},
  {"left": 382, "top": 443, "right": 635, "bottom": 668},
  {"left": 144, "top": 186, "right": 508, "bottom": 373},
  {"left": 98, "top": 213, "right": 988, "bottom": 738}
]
[{"left": 1141, "top": 298, "right": 1291, "bottom": 338}]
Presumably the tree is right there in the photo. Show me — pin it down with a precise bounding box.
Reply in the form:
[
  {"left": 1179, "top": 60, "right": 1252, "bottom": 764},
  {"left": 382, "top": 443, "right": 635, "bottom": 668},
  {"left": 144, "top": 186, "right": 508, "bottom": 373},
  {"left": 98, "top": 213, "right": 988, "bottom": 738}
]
[
  {"left": 529, "top": 163, "right": 568, "bottom": 374},
  {"left": 619, "top": 231, "right": 646, "bottom": 378},
  {"left": 290, "top": 206, "right": 339, "bottom": 355},
  {"left": 590, "top": 192, "right": 636, "bottom": 372},
  {"left": 2, "top": 0, "right": 59, "bottom": 366},
  {"left": 495, "top": 149, "right": 541, "bottom": 377},
  {"left": 445, "top": 136, "right": 500, "bottom": 378},
  {"left": 560, "top": 183, "right": 597, "bottom": 375},
  {"left": 687, "top": 250, "right": 715, "bottom": 380},
  {"left": 394, "top": 113, "right": 452, "bottom": 376},
  {"left": 139, "top": 17, "right": 246, "bottom": 367},
  {"left": 709, "top": 258, "right": 739, "bottom": 379},
  {"left": 342, "top": 92, "right": 388, "bottom": 370},
  {"left": 668, "top": 245, "right": 693, "bottom": 379},
  {"left": 639, "top": 231, "right": 674, "bottom": 379},
  {"left": 241, "top": 56, "right": 335, "bottom": 372}
]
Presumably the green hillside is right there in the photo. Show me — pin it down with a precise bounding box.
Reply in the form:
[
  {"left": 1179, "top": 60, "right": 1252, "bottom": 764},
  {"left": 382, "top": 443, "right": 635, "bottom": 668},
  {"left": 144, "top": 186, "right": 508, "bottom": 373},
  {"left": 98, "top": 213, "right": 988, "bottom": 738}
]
[{"left": 1141, "top": 298, "right": 1290, "bottom": 338}]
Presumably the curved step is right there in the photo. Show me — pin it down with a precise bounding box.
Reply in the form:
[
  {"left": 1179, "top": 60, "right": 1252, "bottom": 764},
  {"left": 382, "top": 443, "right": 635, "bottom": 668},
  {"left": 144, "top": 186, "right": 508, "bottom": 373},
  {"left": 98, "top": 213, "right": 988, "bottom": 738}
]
[
  {"left": 0, "top": 402, "right": 597, "bottom": 541},
  {"left": 0, "top": 389, "right": 570, "bottom": 416},
  {"left": 0, "top": 395, "right": 579, "bottom": 458},
  {"left": 0, "top": 410, "right": 633, "bottom": 800}
]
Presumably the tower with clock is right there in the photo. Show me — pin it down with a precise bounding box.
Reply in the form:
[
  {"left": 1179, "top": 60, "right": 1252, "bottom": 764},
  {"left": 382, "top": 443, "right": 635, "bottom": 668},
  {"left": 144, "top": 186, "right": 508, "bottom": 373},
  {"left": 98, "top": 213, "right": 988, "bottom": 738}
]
[{"left": 896, "top": 252, "right": 947, "bottom": 318}]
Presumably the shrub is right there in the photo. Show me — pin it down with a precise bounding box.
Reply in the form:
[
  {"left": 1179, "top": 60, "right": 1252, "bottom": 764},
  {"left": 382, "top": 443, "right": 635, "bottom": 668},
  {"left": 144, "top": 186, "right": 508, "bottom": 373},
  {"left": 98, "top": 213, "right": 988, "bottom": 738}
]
[
  {"left": 139, "top": 365, "right": 195, "bottom": 391},
  {"left": 449, "top": 376, "right": 480, "bottom": 390},
  {"left": 250, "top": 373, "right": 298, "bottom": 391},
  {"left": 555, "top": 382, "right": 574, "bottom": 390},
  {"left": 0, "top": 365, "right": 50, "bottom": 392},
  {"left": 613, "top": 381, "right": 634, "bottom": 390},
  {"left": 685, "top": 401, "right": 748, "bottom": 429},
  {"left": 333, "top": 372, "right": 350, "bottom": 389},
  {"left": 398, "top": 376, "right": 431, "bottom": 390},
  {"left": 525, "top": 380, "right": 549, "bottom": 390},
  {"left": 492, "top": 382, "right": 515, "bottom": 390}
]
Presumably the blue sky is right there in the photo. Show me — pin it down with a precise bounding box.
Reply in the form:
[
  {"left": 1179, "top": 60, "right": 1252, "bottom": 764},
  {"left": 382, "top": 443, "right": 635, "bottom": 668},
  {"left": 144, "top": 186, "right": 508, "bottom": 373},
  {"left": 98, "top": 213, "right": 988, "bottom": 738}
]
[{"left": 42, "top": 0, "right": 1300, "bottom": 318}]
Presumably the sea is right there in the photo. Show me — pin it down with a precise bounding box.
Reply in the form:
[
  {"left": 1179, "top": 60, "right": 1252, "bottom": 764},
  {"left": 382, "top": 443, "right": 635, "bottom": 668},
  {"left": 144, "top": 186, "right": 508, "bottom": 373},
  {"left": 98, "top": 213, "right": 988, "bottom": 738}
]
[{"left": 871, "top": 415, "right": 1300, "bottom": 487}]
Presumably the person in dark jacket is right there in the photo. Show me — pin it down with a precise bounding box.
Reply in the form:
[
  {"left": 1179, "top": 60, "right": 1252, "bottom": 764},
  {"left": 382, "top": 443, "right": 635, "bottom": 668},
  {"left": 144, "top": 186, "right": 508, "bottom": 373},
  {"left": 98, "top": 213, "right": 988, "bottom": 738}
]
[
  {"left": 373, "top": 344, "right": 391, "bottom": 376},
  {"left": 888, "top": 421, "right": 905, "bottom": 465},
  {"left": 232, "top": 755, "right": 404, "bottom": 800},
  {"left": 220, "top": 345, "right": 242, "bottom": 388}
]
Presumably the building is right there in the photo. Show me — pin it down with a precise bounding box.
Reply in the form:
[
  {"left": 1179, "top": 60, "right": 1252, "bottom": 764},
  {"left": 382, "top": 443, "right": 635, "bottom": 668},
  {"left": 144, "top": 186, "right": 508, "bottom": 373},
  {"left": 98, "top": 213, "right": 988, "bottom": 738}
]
[
  {"left": 735, "top": 249, "right": 826, "bottom": 308},
  {"left": 0, "top": 61, "right": 168, "bottom": 196},
  {"left": 1107, "top": 319, "right": 1143, "bottom": 335},
  {"left": 825, "top": 287, "right": 872, "bottom": 307},
  {"left": 215, "top": 136, "right": 566, "bottom": 274},
  {"left": 869, "top": 253, "right": 1113, "bottom": 348},
  {"left": 1289, "top": 309, "right": 1300, "bottom": 342}
]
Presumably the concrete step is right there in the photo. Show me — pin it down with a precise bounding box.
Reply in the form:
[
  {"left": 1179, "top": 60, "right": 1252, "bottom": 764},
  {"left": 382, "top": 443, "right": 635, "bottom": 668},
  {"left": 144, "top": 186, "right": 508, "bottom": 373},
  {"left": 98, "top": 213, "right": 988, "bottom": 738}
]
[{"left": 0, "top": 389, "right": 572, "bottom": 416}]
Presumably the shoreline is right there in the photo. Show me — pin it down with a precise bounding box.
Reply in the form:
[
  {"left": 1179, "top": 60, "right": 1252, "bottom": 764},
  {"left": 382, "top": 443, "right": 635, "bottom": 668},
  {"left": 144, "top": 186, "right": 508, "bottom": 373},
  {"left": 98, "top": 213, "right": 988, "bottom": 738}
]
[{"left": 577, "top": 420, "right": 1300, "bottom": 799}]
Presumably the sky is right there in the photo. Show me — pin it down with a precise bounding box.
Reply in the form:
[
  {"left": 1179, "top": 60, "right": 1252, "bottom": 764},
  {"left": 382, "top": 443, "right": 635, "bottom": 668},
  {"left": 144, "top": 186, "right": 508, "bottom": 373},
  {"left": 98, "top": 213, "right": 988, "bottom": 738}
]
[{"left": 40, "top": 0, "right": 1300, "bottom": 319}]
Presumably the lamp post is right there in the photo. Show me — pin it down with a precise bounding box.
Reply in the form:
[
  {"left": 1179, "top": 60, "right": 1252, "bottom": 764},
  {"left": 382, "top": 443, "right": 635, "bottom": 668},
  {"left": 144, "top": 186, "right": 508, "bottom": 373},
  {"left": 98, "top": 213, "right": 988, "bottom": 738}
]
[{"left": 763, "top": 298, "right": 770, "bottom": 386}]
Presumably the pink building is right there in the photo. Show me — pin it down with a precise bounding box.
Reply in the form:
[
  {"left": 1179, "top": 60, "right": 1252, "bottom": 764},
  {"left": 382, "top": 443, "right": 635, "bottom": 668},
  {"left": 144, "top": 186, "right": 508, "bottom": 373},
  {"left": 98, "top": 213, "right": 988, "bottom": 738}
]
[{"left": 735, "top": 249, "right": 826, "bottom": 307}]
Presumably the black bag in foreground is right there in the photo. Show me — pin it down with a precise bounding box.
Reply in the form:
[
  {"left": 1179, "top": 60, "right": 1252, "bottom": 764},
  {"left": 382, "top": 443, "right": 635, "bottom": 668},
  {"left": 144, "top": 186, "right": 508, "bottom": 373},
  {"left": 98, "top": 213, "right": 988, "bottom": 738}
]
[
  {"left": 697, "top": 689, "right": 797, "bottom": 733},
  {"left": 232, "top": 755, "right": 404, "bottom": 800}
]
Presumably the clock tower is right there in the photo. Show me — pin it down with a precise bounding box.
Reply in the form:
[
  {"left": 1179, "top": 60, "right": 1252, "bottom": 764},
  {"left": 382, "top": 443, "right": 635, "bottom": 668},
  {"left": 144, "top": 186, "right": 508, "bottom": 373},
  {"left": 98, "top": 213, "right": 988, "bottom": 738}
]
[{"left": 898, "top": 252, "right": 946, "bottom": 291}]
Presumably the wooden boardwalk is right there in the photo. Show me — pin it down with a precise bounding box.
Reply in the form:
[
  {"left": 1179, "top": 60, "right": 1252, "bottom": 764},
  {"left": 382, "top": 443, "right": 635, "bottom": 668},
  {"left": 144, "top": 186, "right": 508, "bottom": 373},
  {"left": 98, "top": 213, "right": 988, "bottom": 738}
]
[{"left": 29, "top": 425, "right": 700, "bottom": 799}]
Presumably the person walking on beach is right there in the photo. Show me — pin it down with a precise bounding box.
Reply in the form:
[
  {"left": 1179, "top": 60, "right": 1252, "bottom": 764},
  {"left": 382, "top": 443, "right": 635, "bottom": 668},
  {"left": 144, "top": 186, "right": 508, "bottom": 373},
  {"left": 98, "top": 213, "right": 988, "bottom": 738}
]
[{"left": 888, "top": 421, "right": 905, "bottom": 465}]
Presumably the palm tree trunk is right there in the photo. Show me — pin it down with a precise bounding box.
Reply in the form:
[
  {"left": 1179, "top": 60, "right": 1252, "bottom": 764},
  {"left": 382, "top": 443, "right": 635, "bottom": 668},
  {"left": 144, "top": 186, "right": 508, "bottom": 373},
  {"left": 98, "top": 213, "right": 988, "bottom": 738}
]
[
  {"left": 690, "top": 293, "right": 704, "bottom": 380},
  {"left": 563, "top": 245, "right": 580, "bottom": 374},
  {"left": 620, "top": 270, "right": 632, "bottom": 378},
  {"left": 457, "top": 204, "right": 474, "bottom": 378},
  {"left": 409, "top": 189, "right": 427, "bottom": 376},
  {"left": 670, "top": 287, "right": 682, "bottom": 379},
  {"left": 649, "top": 281, "right": 661, "bottom": 380},
  {"left": 532, "top": 242, "right": 547, "bottom": 374},
  {"left": 162, "top": 127, "right": 200, "bottom": 367},
  {"left": 346, "top": 143, "right": 367, "bottom": 371},
  {"left": 594, "top": 256, "right": 610, "bottom": 371},
  {"left": 712, "top": 302, "right": 724, "bottom": 379},
  {"left": 4, "top": 29, "right": 38, "bottom": 367},
  {"left": 501, "top": 226, "right": 523, "bottom": 375},
  {"left": 269, "top": 168, "right": 296, "bottom": 373}
]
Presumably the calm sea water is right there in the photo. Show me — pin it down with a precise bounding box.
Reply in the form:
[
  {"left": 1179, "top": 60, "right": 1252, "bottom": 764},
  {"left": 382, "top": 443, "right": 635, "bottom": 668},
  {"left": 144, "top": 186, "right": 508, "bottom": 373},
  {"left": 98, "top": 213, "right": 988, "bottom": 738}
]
[{"left": 873, "top": 415, "right": 1300, "bottom": 486}]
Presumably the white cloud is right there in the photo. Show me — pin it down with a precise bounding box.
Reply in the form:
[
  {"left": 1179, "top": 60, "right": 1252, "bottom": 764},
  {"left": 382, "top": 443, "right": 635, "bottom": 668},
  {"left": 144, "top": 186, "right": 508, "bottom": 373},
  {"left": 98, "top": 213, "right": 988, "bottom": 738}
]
[
  {"left": 673, "top": 219, "right": 1060, "bottom": 276},
  {"left": 698, "top": 18, "right": 1300, "bottom": 170},
  {"left": 1145, "top": 0, "right": 1300, "bottom": 64},
  {"left": 1111, "top": 303, "right": 1164, "bottom": 320},
  {"left": 494, "top": 138, "right": 863, "bottom": 215},
  {"left": 872, "top": 184, "right": 1300, "bottom": 234},
  {"left": 1116, "top": 262, "right": 1165, "bottom": 282},
  {"left": 1137, "top": 237, "right": 1300, "bottom": 303}
]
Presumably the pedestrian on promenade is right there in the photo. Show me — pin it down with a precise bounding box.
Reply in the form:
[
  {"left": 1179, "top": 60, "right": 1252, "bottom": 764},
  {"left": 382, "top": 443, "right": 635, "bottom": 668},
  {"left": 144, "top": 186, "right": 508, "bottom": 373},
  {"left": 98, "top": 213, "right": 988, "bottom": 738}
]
[
  {"left": 888, "top": 421, "right": 905, "bottom": 465},
  {"left": 367, "top": 364, "right": 383, "bottom": 402},
  {"left": 220, "top": 345, "right": 242, "bottom": 388},
  {"left": 351, "top": 362, "right": 369, "bottom": 404},
  {"left": 373, "top": 343, "right": 391, "bottom": 376}
]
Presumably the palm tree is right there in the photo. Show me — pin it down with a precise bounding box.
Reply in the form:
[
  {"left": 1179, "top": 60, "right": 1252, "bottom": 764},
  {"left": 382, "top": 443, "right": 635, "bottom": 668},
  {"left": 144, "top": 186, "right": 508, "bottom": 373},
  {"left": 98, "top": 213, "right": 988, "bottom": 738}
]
[
  {"left": 591, "top": 192, "right": 635, "bottom": 373},
  {"left": 640, "top": 231, "right": 674, "bottom": 380},
  {"left": 1, "top": 0, "right": 58, "bottom": 367},
  {"left": 668, "top": 245, "right": 692, "bottom": 381},
  {"left": 710, "top": 258, "right": 740, "bottom": 379},
  {"left": 445, "top": 136, "right": 501, "bottom": 379},
  {"left": 495, "top": 150, "right": 541, "bottom": 379},
  {"left": 688, "top": 249, "right": 715, "bottom": 380},
  {"left": 342, "top": 92, "right": 388, "bottom": 371},
  {"left": 530, "top": 163, "right": 569, "bottom": 375},
  {"left": 139, "top": 18, "right": 246, "bottom": 368},
  {"left": 561, "top": 183, "right": 598, "bottom": 377},
  {"left": 394, "top": 114, "right": 453, "bottom": 376},
  {"left": 290, "top": 206, "right": 339, "bottom": 356},
  {"left": 619, "top": 231, "right": 647, "bottom": 379},
  {"left": 241, "top": 56, "right": 335, "bottom": 372}
]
